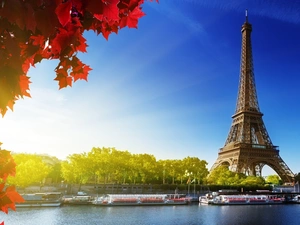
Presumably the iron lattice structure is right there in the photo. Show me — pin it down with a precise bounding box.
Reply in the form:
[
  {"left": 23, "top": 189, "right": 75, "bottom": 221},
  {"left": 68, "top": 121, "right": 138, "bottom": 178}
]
[{"left": 210, "top": 16, "right": 294, "bottom": 183}]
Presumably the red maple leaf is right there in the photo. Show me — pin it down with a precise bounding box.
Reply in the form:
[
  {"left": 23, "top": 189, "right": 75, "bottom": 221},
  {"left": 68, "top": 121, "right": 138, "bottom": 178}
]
[
  {"left": 86, "top": 0, "right": 105, "bottom": 15},
  {"left": 19, "top": 75, "right": 31, "bottom": 97},
  {"left": 124, "top": 6, "right": 145, "bottom": 28},
  {"left": 0, "top": 0, "right": 24, "bottom": 30},
  {"left": 24, "top": 3, "right": 37, "bottom": 32},
  {"left": 22, "top": 56, "right": 35, "bottom": 74},
  {"left": 0, "top": 185, "right": 24, "bottom": 214},
  {"left": 35, "top": 3, "right": 60, "bottom": 37},
  {"left": 54, "top": 68, "right": 73, "bottom": 89},
  {"left": 0, "top": 150, "right": 16, "bottom": 181},
  {"left": 30, "top": 35, "right": 46, "bottom": 47},
  {"left": 94, "top": 13, "right": 104, "bottom": 22},
  {"left": 76, "top": 34, "right": 88, "bottom": 53},
  {"left": 6, "top": 100, "right": 14, "bottom": 112},
  {"left": 102, "top": 0, "right": 120, "bottom": 21},
  {"left": 64, "top": 56, "right": 91, "bottom": 82},
  {"left": 127, "top": 0, "right": 143, "bottom": 10},
  {"left": 6, "top": 186, "right": 25, "bottom": 204},
  {"left": 51, "top": 28, "right": 73, "bottom": 55},
  {"left": 71, "top": 66, "right": 92, "bottom": 82},
  {"left": 0, "top": 150, "right": 23, "bottom": 215},
  {"left": 55, "top": 1, "right": 72, "bottom": 27},
  {"left": 0, "top": 183, "right": 5, "bottom": 192}
]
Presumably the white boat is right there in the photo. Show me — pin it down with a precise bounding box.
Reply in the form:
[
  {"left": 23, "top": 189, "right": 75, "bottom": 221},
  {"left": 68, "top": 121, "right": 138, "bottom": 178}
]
[
  {"left": 62, "top": 195, "right": 94, "bottom": 205},
  {"left": 211, "top": 194, "right": 284, "bottom": 205},
  {"left": 199, "top": 196, "right": 214, "bottom": 205},
  {"left": 16, "top": 192, "right": 62, "bottom": 207},
  {"left": 93, "top": 194, "right": 188, "bottom": 206},
  {"left": 199, "top": 193, "right": 215, "bottom": 205},
  {"left": 291, "top": 195, "right": 300, "bottom": 203}
]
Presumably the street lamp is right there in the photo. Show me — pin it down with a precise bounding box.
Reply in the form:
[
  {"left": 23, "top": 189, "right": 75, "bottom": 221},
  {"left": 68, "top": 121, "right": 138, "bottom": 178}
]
[{"left": 185, "top": 170, "right": 192, "bottom": 196}]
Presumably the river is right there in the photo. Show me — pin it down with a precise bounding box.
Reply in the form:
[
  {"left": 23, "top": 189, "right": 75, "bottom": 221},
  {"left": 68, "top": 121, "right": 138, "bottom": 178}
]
[{"left": 2, "top": 204, "right": 300, "bottom": 225}]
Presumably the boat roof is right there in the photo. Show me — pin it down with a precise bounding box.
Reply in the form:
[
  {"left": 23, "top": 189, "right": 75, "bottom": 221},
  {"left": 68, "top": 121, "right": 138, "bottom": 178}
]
[{"left": 104, "top": 194, "right": 168, "bottom": 198}]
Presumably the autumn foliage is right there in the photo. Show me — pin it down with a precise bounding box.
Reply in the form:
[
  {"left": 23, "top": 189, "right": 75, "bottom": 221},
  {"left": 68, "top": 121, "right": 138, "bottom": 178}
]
[
  {"left": 0, "top": 0, "right": 158, "bottom": 116},
  {"left": 0, "top": 149, "right": 24, "bottom": 218}
]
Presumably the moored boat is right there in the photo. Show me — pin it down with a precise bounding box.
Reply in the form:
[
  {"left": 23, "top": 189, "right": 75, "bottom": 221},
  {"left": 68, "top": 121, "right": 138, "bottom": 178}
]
[
  {"left": 212, "top": 194, "right": 284, "bottom": 205},
  {"left": 62, "top": 195, "right": 94, "bottom": 205},
  {"left": 291, "top": 195, "right": 300, "bottom": 203},
  {"left": 93, "top": 194, "right": 188, "bottom": 206},
  {"left": 16, "top": 192, "right": 62, "bottom": 207},
  {"left": 199, "top": 195, "right": 214, "bottom": 205}
]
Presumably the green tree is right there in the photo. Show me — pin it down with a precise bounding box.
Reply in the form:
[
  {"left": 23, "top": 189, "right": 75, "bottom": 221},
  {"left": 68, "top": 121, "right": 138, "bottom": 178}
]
[
  {"left": 135, "top": 153, "right": 157, "bottom": 184},
  {"left": 47, "top": 162, "right": 62, "bottom": 184},
  {"left": 61, "top": 160, "right": 77, "bottom": 184},
  {"left": 127, "top": 154, "right": 141, "bottom": 184},
  {"left": 182, "top": 157, "right": 209, "bottom": 185},
  {"left": 240, "top": 176, "right": 265, "bottom": 186},
  {"left": 110, "top": 149, "right": 132, "bottom": 184},
  {"left": 169, "top": 160, "right": 182, "bottom": 184},
  {"left": 87, "top": 147, "right": 115, "bottom": 184},
  {"left": 61, "top": 153, "right": 92, "bottom": 190},
  {"left": 207, "top": 165, "right": 237, "bottom": 185},
  {"left": 208, "top": 165, "right": 267, "bottom": 186},
  {"left": 265, "top": 175, "right": 281, "bottom": 185},
  {"left": 156, "top": 160, "right": 166, "bottom": 184},
  {"left": 7, "top": 154, "right": 51, "bottom": 188},
  {"left": 176, "top": 160, "right": 187, "bottom": 184},
  {"left": 40, "top": 155, "right": 62, "bottom": 184}
]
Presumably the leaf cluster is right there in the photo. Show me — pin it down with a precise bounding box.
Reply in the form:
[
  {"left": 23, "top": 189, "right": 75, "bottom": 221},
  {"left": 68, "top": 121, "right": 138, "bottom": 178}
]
[
  {"left": 0, "top": 149, "right": 24, "bottom": 216},
  {"left": 0, "top": 0, "right": 158, "bottom": 116}
]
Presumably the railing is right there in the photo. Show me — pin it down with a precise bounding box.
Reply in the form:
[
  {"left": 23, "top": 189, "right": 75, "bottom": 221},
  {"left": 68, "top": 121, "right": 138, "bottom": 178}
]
[{"left": 252, "top": 144, "right": 266, "bottom": 149}]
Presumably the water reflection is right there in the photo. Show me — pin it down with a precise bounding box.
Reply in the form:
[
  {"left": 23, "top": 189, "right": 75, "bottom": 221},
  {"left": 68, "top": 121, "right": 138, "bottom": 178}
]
[{"left": 2, "top": 204, "right": 300, "bottom": 225}]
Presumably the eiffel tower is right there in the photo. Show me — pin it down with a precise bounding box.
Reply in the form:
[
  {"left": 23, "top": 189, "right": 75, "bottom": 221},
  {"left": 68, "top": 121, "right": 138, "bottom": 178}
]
[{"left": 210, "top": 12, "right": 294, "bottom": 183}]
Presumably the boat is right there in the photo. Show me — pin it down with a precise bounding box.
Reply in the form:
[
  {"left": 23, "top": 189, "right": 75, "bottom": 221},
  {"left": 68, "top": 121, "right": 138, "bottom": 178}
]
[
  {"left": 93, "top": 194, "right": 188, "bottom": 206},
  {"left": 16, "top": 192, "right": 62, "bottom": 207},
  {"left": 291, "top": 195, "right": 300, "bottom": 203},
  {"left": 185, "top": 194, "right": 199, "bottom": 203},
  {"left": 211, "top": 194, "right": 284, "bottom": 205},
  {"left": 62, "top": 195, "right": 94, "bottom": 205},
  {"left": 199, "top": 195, "right": 214, "bottom": 205},
  {"left": 199, "top": 196, "right": 210, "bottom": 205}
]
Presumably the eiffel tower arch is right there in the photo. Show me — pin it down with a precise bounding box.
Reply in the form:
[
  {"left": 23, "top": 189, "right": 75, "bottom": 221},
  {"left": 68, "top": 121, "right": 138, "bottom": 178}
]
[{"left": 210, "top": 13, "right": 294, "bottom": 183}]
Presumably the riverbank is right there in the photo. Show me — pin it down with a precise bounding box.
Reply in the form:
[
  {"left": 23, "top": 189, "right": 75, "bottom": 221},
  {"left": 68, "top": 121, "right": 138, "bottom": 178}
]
[{"left": 17, "top": 183, "right": 209, "bottom": 197}]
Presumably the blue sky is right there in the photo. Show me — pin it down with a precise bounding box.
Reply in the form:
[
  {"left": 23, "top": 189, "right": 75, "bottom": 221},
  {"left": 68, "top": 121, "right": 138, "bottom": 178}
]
[{"left": 0, "top": 0, "right": 300, "bottom": 176}]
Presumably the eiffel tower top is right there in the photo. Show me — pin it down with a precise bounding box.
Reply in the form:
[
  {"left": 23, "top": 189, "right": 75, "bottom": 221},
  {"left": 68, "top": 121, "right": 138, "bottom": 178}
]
[
  {"left": 234, "top": 10, "right": 261, "bottom": 115},
  {"left": 224, "top": 10, "right": 273, "bottom": 147}
]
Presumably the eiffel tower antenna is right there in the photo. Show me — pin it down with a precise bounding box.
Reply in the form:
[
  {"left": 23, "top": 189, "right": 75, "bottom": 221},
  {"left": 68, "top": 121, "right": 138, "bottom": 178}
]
[
  {"left": 245, "top": 9, "right": 248, "bottom": 22},
  {"left": 210, "top": 13, "right": 294, "bottom": 183}
]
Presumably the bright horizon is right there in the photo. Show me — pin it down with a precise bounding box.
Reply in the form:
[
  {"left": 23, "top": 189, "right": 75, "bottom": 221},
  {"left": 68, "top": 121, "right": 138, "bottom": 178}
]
[{"left": 1, "top": 0, "right": 300, "bottom": 176}]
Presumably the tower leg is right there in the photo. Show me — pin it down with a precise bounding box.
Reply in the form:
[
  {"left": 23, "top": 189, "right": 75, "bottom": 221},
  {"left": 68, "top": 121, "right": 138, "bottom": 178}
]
[{"left": 255, "top": 164, "right": 263, "bottom": 177}]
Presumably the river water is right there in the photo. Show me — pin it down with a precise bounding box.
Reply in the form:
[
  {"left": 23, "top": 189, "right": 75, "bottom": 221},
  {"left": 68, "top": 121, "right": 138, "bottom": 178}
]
[{"left": 2, "top": 204, "right": 300, "bottom": 225}]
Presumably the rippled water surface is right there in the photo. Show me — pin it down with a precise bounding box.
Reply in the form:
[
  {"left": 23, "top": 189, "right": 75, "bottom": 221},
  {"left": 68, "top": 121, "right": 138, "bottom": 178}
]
[{"left": 2, "top": 204, "right": 300, "bottom": 225}]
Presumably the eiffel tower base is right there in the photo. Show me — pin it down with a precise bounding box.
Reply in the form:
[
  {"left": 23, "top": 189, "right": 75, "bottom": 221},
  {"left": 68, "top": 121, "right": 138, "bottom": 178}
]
[{"left": 210, "top": 143, "right": 294, "bottom": 184}]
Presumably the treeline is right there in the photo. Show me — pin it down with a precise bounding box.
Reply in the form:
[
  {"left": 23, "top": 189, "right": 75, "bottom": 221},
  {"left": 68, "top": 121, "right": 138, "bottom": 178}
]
[
  {"left": 7, "top": 147, "right": 209, "bottom": 187},
  {"left": 61, "top": 147, "right": 209, "bottom": 186},
  {"left": 7, "top": 147, "right": 300, "bottom": 188}
]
